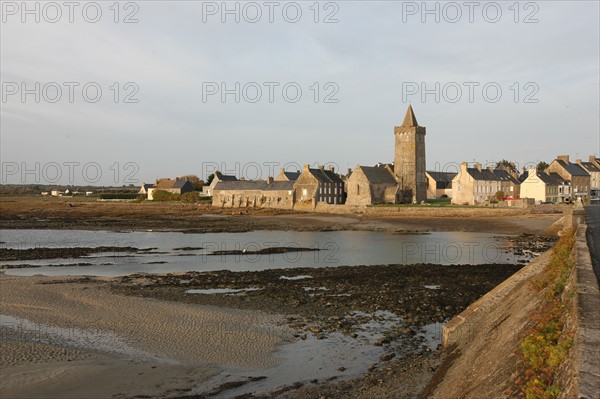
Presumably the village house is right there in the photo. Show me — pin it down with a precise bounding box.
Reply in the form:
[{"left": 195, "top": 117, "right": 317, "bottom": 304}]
[
  {"left": 274, "top": 168, "right": 301, "bottom": 182},
  {"left": 138, "top": 183, "right": 153, "bottom": 195},
  {"left": 211, "top": 178, "right": 295, "bottom": 209},
  {"left": 547, "top": 155, "right": 591, "bottom": 200},
  {"left": 576, "top": 156, "right": 600, "bottom": 198},
  {"left": 205, "top": 173, "right": 238, "bottom": 197},
  {"left": 493, "top": 169, "right": 521, "bottom": 199},
  {"left": 520, "top": 168, "right": 571, "bottom": 204},
  {"left": 425, "top": 171, "right": 456, "bottom": 200},
  {"left": 294, "top": 165, "right": 345, "bottom": 206},
  {"left": 345, "top": 164, "right": 398, "bottom": 206},
  {"left": 148, "top": 178, "right": 195, "bottom": 200},
  {"left": 451, "top": 163, "right": 502, "bottom": 205}
]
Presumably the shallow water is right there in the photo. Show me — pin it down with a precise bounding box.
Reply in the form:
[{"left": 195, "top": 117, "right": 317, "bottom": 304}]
[{"left": 1, "top": 229, "right": 517, "bottom": 277}]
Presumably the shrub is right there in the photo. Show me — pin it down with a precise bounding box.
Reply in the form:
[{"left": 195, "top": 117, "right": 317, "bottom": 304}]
[{"left": 151, "top": 190, "right": 180, "bottom": 201}]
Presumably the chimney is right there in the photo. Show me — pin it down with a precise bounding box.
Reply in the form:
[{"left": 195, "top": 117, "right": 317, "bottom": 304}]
[
  {"left": 267, "top": 176, "right": 274, "bottom": 184},
  {"left": 279, "top": 168, "right": 285, "bottom": 175},
  {"left": 319, "top": 165, "right": 325, "bottom": 171},
  {"left": 347, "top": 168, "right": 352, "bottom": 176},
  {"left": 487, "top": 166, "right": 494, "bottom": 173},
  {"left": 590, "top": 155, "right": 598, "bottom": 163},
  {"left": 528, "top": 168, "right": 538, "bottom": 178},
  {"left": 328, "top": 166, "right": 335, "bottom": 172},
  {"left": 304, "top": 164, "right": 310, "bottom": 171},
  {"left": 557, "top": 155, "right": 569, "bottom": 162},
  {"left": 576, "top": 159, "right": 582, "bottom": 165},
  {"left": 474, "top": 163, "right": 482, "bottom": 172}
]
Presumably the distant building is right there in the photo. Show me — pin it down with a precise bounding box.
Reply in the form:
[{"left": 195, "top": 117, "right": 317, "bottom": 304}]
[
  {"left": 205, "top": 173, "right": 237, "bottom": 197},
  {"left": 576, "top": 156, "right": 600, "bottom": 198},
  {"left": 451, "top": 163, "right": 501, "bottom": 205},
  {"left": 294, "top": 165, "right": 345, "bottom": 206},
  {"left": 346, "top": 164, "right": 398, "bottom": 206},
  {"left": 148, "top": 178, "right": 194, "bottom": 200},
  {"left": 138, "top": 182, "right": 154, "bottom": 195},
  {"left": 425, "top": 171, "right": 456, "bottom": 199},
  {"left": 493, "top": 169, "right": 521, "bottom": 199},
  {"left": 212, "top": 178, "right": 295, "bottom": 209},
  {"left": 520, "top": 168, "right": 571, "bottom": 204},
  {"left": 274, "top": 168, "right": 301, "bottom": 182},
  {"left": 548, "top": 155, "right": 590, "bottom": 200}
]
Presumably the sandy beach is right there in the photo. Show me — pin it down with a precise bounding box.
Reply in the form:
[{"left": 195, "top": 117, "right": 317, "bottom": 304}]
[{"left": 0, "top": 274, "right": 293, "bottom": 399}]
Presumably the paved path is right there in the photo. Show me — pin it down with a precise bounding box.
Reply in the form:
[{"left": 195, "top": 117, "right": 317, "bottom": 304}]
[{"left": 584, "top": 205, "right": 600, "bottom": 284}]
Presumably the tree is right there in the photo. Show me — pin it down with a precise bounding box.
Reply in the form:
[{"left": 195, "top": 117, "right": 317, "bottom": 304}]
[
  {"left": 206, "top": 171, "right": 221, "bottom": 186},
  {"left": 496, "top": 159, "right": 516, "bottom": 172},
  {"left": 536, "top": 161, "right": 549, "bottom": 171},
  {"left": 495, "top": 190, "right": 505, "bottom": 201}
]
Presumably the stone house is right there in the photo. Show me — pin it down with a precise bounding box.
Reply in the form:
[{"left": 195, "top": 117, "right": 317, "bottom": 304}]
[
  {"left": 205, "top": 173, "right": 238, "bottom": 197},
  {"left": 548, "top": 155, "right": 591, "bottom": 200},
  {"left": 294, "top": 165, "right": 345, "bottom": 206},
  {"left": 345, "top": 164, "right": 398, "bottom": 206},
  {"left": 425, "top": 171, "right": 456, "bottom": 199},
  {"left": 520, "top": 168, "right": 571, "bottom": 204},
  {"left": 274, "top": 168, "right": 301, "bottom": 182},
  {"left": 576, "top": 156, "right": 600, "bottom": 198},
  {"left": 493, "top": 169, "right": 521, "bottom": 199},
  {"left": 451, "top": 163, "right": 502, "bottom": 205},
  {"left": 211, "top": 178, "right": 295, "bottom": 209},
  {"left": 148, "top": 178, "right": 195, "bottom": 200}
]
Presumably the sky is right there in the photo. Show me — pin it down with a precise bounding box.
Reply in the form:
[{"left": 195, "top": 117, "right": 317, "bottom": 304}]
[{"left": 1, "top": 0, "right": 599, "bottom": 186}]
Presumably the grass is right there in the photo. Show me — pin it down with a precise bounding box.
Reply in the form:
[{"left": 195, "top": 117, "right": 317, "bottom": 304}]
[{"left": 514, "top": 229, "right": 576, "bottom": 399}]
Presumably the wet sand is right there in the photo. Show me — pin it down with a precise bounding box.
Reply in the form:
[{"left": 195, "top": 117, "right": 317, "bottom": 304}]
[{"left": 0, "top": 274, "right": 293, "bottom": 399}]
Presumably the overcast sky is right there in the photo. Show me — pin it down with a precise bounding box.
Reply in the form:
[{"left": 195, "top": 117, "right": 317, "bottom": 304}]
[{"left": 1, "top": 0, "right": 599, "bottom": 185}]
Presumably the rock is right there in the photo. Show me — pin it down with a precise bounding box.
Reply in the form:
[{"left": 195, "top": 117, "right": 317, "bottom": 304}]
[
  {"left": 380, "top": 353, "right": 395, "bottom": 361},
  {"left": 338, "top": 366, "right": 346, "bottom": 372}
]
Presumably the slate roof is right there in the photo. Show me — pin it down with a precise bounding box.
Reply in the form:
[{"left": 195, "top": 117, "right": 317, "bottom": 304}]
[
  {"left": 264, "top": 181, "right": 295, "bottom": 191},
  {"left": 426, "top": 171, "right": 457, "bottom": 189},
  {"left": 466, "top": 168, "right": 501, "bottom": 181},
  {"left": 217, "top": 174, "right": 238, "bottom": 182},
  {"left": 360, "top": 165, "right": 397, "bottom": 185},
  {"left": 308, "top": 168, "right": 344, "bottom": 184},
  {"left": 283, "top": 171, "right": 300, "bottom": 181},
  {"left": 213, "top": 180, "right": 267, "bottom": 191},
  {"left": 555, "top": 160, "right": 590, "bottom": 177},
  {"left": 211, "top": 180, "right": 294, "bottom": 192},
  {"left": 172, "top": 180, "right": 193, "bottom": 189},
  {"left": 531, "top": 172, "right": 570, "bottom": 186},
  {"left": 579, "top": 162, "right": 600, "bottom": 173},
  {"left": 493, "top": 169, "right": 520, "bottom": 185}
]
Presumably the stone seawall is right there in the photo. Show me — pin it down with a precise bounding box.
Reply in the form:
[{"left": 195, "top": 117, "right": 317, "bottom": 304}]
[{"left": 574, "top": 224, "right": 600, "bottom": 398}]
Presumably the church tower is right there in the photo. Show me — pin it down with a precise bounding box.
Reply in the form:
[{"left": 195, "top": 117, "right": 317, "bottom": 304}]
[{"left": 394, "top": 105, "right": 426, "bottom": 203}]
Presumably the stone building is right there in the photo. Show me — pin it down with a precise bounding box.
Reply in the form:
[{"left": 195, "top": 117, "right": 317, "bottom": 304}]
[
  {"left": 345, "top": 164, "right": 398, "bottom": 206},
  {"left": 394, "top": 105, "right": 427, "bottom": 203},
  {"left": 274, "top": 168, "right": 301, "bottom": 182},
  {"left": 548, "top": 155, "right": 591, "bottom": 200},
  {"left": 205, "top": 173, "right": 238, "bottom": 197},
  {"left": 451, "top": 163, "right": 502, "bottom": 205},
  {"left": 425, "top": 171, "right": 456, "bottom": 199},
  {"left": 493, "top": 169, "right": 521, "bottom": 199},
  {"left": 148, "top": 178, "right": 194, "bottom": 200},
  {"left": 576, "top": 156, "right": 600, "bottom": 198},
  {"left": 294, "top": 165, "right": 345, "bottom": 206},
  {"left": 212, "top": 178, "right": 295, "bottom": 209}
]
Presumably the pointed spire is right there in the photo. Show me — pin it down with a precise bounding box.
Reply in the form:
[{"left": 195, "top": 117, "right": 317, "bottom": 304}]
[{"left": 401, "top": 105, "right": 419, "bottom": 127}]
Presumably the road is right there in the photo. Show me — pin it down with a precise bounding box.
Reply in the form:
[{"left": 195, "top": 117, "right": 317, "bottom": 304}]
[{"left": 584, "top": 205, "right": 600, "bottom": 284}]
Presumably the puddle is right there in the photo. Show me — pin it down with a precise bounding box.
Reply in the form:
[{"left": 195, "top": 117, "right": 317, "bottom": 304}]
[
  {"left": 279, "top": 275, "right": 313, "bottom": 281},
  {"left": 185, "top": 288, "right": 262, "bottom": 295},
  {"left": 194, "top": 310, "right": 444, "bottom": 398}
]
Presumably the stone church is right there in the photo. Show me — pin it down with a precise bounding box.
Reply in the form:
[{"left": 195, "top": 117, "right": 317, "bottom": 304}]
[{"left": 346, "top": 105, "right": 427, "bottom": 205}]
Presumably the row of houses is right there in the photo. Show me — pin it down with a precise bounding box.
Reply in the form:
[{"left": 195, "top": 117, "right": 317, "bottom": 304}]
[
  {"left": 449, "top": 155, "right": 600, "bottom": 205},
  {"left": 139, "top": 178, "right": 195, "bottom": 200}
]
